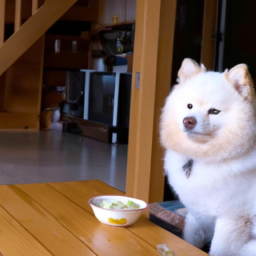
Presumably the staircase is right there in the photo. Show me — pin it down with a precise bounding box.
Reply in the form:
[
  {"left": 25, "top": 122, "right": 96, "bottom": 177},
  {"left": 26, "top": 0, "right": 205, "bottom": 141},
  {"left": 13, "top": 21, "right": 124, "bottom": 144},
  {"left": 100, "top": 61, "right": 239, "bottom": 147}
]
[{"left": 0, "top": 0, "right": 79, "bottom": 129}]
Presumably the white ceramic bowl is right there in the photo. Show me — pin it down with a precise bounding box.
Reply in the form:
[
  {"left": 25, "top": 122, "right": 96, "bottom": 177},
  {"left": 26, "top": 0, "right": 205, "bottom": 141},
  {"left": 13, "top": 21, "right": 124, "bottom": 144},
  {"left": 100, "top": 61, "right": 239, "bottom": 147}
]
[{"left": 88, "top": 195, "right": 148, "bottom": 227}]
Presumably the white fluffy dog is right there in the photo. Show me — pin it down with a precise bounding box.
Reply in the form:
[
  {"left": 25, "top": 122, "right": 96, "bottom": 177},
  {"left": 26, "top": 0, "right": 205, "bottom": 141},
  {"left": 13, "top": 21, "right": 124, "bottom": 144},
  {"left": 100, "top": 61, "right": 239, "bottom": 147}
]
[{"left": 160, "top": 58, "right": 256, "bottom": 256}]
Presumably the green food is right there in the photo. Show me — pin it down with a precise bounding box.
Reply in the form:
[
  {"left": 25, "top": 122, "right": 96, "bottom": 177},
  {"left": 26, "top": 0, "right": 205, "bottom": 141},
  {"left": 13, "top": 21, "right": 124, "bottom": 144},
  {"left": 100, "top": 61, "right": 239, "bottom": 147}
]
[{"left": 100, "top": 200, "right": 140, "bottom": 209}]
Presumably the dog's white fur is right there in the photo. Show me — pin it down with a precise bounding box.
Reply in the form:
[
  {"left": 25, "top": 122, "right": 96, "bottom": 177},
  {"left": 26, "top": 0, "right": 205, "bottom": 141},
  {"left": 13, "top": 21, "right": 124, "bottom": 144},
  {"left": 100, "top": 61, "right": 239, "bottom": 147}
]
[{"left": 160, "top": 58, "right": 256, "bottom": 255}]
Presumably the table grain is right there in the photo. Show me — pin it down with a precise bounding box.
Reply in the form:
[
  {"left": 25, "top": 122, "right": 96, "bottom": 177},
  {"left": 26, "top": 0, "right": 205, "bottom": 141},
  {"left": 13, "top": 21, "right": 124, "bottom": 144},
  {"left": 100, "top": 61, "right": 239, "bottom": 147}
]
[{"left": 0, "top": 180, "right": 207, "bottom": 255}]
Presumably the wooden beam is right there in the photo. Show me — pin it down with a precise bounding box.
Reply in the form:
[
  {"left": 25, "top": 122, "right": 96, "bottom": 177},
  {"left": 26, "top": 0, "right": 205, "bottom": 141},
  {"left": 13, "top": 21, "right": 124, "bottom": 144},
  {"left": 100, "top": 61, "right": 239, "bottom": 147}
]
[
  {"left": 200, "top": 0, "right": 218, "bottom": 69},
  {"left": 32, "top": 0, "right": 38, "bottom": 15},
  {"left": 14, "top": 0, "right": 22, "bottom": 32},
  {"left": 0, "top": 0, "right": 78, "bottom": 76},
  {"left": 0, "top": 0, "right": 5, "bottom": 46},
  {"left": 125, "top": 0, "right": 177, "bottom": 203}
]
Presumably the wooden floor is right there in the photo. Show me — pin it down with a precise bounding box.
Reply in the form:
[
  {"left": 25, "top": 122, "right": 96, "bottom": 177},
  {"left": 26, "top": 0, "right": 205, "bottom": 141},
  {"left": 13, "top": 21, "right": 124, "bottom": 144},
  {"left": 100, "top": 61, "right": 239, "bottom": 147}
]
[{"left": 0, "top": 130, "right": 128, "bottom": 191}]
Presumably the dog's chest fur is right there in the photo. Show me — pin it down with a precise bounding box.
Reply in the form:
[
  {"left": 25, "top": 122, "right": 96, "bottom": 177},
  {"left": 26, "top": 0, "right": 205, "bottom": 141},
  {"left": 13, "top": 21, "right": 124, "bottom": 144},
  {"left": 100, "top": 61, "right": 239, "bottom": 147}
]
[{"left": 164, "top": 149, "right": 256, "bottom": 218}]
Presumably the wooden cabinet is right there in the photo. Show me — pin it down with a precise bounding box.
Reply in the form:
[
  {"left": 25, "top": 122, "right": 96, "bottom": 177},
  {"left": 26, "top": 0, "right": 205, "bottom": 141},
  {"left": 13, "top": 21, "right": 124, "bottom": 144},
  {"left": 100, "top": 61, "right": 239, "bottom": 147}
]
[
  {"left": 98, "top": 0, "right": 136, "bottom": 25},
  {"left": 44, "top": 34, "right": 90, "bottom": 70},
  {"left": 43, "top": 71, "right": 67, "bottom": 87}
]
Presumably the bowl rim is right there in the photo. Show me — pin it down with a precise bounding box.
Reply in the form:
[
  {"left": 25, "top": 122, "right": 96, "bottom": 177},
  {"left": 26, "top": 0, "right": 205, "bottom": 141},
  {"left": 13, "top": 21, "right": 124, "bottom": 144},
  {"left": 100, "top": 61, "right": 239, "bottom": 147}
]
[{"left": 88, "top": 195, "right": 148, "bottom": 212}]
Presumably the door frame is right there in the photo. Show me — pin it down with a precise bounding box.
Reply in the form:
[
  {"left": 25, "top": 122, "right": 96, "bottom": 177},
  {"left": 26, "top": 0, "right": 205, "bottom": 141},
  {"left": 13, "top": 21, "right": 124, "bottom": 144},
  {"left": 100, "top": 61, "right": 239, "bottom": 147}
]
[{"left": 125, "top": 0, "right": 177, "bottom": 203}]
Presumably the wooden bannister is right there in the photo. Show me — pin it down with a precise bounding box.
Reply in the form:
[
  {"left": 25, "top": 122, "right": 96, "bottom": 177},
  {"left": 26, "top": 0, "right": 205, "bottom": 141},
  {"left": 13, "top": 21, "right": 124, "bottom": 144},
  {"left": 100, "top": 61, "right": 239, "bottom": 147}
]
[
  {"left": 0, "top": 0, "right": 79, "bottom": 129},
  {"left": 0, "top": 0, "right": 78, "bottom": 76},
  {"left": 0, "top": 0, "right": 5, "bottom": 46}
]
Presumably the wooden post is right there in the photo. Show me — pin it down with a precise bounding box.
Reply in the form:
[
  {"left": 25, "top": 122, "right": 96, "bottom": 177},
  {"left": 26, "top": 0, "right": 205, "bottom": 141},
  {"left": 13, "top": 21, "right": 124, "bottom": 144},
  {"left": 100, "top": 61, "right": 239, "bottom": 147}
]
[
  {"left": 0, "top": 0, "right": 5, "bottom": 46},
  {"left": 32, "top": 0, "right": 38, "bottom": 15},
  {"left": 200, "top": 0, "right": 218, "bottom": 69},
  {"left": 125, "top": 0, "right": 177, "bottom": 203},
  {"left": 15, "top": 0, "right": 22, "bottom": 32}
]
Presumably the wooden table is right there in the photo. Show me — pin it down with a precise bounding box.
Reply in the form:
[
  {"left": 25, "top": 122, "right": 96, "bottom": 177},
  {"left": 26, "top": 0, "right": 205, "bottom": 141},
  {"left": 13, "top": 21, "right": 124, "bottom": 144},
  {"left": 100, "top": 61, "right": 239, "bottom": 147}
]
[{"left": 0, "top": 180, "right": 207, "bottom": 256}]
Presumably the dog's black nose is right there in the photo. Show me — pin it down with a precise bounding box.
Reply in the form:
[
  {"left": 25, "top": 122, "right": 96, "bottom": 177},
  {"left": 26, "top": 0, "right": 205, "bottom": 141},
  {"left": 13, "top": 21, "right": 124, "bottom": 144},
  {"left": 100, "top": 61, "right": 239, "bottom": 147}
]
[{"left": 183, "top": 116, "right": 197, "bottom": 130}]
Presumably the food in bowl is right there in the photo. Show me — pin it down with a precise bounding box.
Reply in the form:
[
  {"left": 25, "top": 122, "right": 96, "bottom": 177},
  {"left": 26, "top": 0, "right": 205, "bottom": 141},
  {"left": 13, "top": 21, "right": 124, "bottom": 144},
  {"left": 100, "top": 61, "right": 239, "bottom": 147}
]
[
  {"left": 100, "top": 199, "right": 139, "bottom": 209},
  {"left": 88, "top": 195, "right": 148, "bottom": 226}
]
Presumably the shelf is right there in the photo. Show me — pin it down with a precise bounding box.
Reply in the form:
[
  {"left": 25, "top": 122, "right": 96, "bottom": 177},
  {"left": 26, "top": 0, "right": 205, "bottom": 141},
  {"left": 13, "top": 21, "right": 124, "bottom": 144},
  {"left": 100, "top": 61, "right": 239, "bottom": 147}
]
[
  {"left": 100, "top": 20, "right": 135, "bottom": 28},
  {"left": 91, "top": 21, "right": 135, "bottom": 36}
]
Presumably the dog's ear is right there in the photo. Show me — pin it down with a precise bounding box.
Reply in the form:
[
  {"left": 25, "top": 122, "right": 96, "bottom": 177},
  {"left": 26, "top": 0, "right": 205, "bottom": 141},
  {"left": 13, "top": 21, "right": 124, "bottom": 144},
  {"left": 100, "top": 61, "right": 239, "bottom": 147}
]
[
  {"left": 227, "top": 64, "right": 255, "bottom": 100},
  {"left": 177, "top": 58, "right": 206, "bottom": 84}
]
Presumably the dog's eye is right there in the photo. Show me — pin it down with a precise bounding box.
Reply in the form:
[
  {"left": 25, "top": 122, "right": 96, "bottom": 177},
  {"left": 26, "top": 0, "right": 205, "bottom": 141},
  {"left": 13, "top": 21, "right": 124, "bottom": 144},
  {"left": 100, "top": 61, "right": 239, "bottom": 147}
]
[
  {"left": 187, "top": 104, "right": 193, "bottom": 109},
  {"left": 208, "top": 108, "right": 220, "bottom": 115}
]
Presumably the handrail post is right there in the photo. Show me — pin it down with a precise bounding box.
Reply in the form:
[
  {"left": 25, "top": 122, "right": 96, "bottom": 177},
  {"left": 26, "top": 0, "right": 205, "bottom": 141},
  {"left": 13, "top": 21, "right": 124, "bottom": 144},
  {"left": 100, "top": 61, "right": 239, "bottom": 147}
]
[
  {"left": 32, "top": 0, "right": 39, "bottom": 15},
  {"left": 0, "top": 0, "right": 5, "bottom": 46},
  {"left": 15, "top": 0, "right": 22, "bottom": 32}
]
